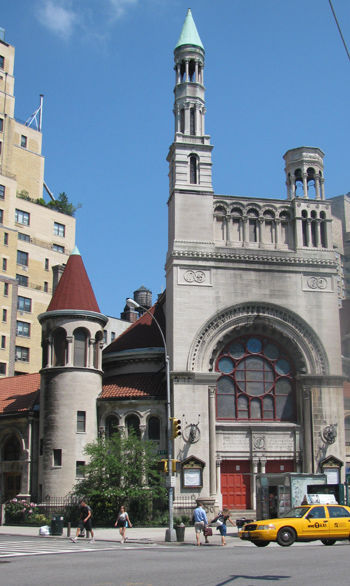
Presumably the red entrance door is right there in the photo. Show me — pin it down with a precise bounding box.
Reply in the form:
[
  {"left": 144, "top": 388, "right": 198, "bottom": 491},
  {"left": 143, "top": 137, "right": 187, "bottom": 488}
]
[
  {"left": 266, "top": 460, "right": 295, "bottom": 473},
  {"left": 221, "top": 460, "right": 251, "bottom": 509}
]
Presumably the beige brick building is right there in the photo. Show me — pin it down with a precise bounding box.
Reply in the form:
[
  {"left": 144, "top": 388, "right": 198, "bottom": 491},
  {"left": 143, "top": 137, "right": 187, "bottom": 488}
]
[{"left": 0, "top": 35, "right": 75, "bottom": 376}]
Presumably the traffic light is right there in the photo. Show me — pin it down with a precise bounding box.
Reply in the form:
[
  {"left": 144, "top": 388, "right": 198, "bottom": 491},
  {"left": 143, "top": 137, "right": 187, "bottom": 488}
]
[
  {"left": 172, "top": 459, "right": 181, "bottom": 473},
  {"left": 171, "top": 417, "right": 181, "bottom": 439},
  {"left": 157, "top": 459, "right": 168, "bottom": 473}
]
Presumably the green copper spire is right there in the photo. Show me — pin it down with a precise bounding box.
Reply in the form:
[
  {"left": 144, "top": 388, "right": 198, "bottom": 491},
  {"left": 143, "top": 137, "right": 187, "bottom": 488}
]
[
  {"left": 175, "top": 9, "right": 204, "bottom": 51},
  {"left": 71, "top": 245, "right": 81, "bottom": 256}
]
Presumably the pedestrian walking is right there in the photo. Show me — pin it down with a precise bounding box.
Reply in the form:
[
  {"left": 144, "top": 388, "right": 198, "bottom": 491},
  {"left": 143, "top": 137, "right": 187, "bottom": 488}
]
[
  {"left": 193, "top": 501, "right": 210, "bottom": 546},
  {"left": 214, "top": 508, "right": 236, "bottom": 546},
  {"left": 115, "top": 506, "right": 132, "bottom": 543},
  {"left": 70, "top": 500, "right": 95, "bottom": 543}
]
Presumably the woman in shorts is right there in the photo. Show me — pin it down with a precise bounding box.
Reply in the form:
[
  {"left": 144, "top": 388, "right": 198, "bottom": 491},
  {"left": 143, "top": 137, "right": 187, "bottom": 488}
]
[
  {"left": 218, "top": 508, "right": 236, "bottom": 546},
  {"left": 115, "top": 506, "right": 132, "bottom": 543}
]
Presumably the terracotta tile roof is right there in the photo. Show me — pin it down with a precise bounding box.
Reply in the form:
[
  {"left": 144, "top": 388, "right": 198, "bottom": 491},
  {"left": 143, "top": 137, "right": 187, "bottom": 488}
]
[
  {"left": 0, "top": 373, "right": 40, "bottom": 415},
  {"left": 100, "top": 373, "right": 166, "bottom": 400},
  {"left": 47, "top": 249, "right": 100, "bottom": 313},
  {"left": 103, "top": 301, "right": 165, "bottom": 354}
]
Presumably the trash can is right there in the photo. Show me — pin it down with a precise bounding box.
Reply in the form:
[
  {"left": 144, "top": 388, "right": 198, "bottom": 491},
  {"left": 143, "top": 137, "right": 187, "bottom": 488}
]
[
  {"left": 51, "top": 515, "right": 64, "bottom": 536},
  {"left": 175, "top": 523, "right": 185, "bottom": 542}
]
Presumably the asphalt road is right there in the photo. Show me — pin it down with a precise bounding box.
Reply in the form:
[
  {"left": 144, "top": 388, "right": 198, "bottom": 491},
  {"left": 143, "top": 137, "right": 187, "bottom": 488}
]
[{"left": 1, "top": 535, "right": 349, "bottom": 586}]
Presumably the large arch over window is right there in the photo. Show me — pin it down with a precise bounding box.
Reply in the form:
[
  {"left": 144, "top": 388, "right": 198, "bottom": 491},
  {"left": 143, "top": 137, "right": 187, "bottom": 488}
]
[
  {"left": 73, "top": 327, "right": 89, "bottom": 367},
  {"left": 126, "top": 415, "right": 140, "bottom": 438},
  {"left": 216, "top": 334, "right": 295, "bottom": 421},
  {"left": 52, "top": 327, "right": 67, "bottom": 367}
]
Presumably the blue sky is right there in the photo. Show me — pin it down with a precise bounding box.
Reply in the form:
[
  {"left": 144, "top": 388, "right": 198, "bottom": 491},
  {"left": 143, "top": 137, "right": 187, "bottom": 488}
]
[{"left": 1, "top": 1, "right": 350, "bottom": 318}]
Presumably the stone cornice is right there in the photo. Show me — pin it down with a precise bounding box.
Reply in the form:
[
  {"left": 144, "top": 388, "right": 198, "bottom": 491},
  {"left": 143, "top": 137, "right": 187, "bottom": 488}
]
[{"left": 170, "top": 249, "right": 336, "bottom": 267}]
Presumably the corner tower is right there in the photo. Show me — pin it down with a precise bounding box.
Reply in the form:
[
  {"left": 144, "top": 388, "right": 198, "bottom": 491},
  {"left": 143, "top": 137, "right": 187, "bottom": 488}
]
[{"left": 38, "top": 247, "right": 108, "bottom": 498}]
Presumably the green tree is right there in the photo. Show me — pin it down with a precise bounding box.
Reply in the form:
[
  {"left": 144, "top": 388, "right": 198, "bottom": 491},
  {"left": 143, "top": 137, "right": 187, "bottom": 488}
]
[
  {"left": 73, "top": 431, "right": 166, "bottom": 525},
  {"left": 47, "top": 192, "right": 82, "bottom": 216}
]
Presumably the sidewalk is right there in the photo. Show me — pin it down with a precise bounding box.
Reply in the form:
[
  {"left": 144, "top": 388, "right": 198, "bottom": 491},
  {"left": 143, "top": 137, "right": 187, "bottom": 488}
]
[{"left": 0, "top": 524, "right": 243, "bottom": 547}]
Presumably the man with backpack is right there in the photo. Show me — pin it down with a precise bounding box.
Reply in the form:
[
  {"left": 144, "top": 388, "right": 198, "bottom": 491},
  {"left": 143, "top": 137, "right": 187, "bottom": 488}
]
[{"left": 71, "top": 500, "right": 95, "bottom": 543}]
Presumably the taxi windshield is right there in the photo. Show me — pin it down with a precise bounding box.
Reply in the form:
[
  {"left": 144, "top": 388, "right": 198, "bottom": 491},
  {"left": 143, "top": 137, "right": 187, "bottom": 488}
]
[{"left": 280, "top": 507, "right": 311, "bottom": 518}]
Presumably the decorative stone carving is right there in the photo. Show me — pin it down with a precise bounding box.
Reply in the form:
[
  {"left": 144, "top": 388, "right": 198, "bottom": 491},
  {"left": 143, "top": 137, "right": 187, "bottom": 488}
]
[
  {"left": 303, "top": 275, "right": 332, "bottom": 292},
  {"left": 179, "top": 268, "right": 211, "bottom": 286}
]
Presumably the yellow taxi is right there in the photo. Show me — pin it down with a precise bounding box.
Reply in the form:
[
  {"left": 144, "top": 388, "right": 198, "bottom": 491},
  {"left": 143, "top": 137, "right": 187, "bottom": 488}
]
[{"left": 239, "top": 504, "right": 350, "bottom": 547}]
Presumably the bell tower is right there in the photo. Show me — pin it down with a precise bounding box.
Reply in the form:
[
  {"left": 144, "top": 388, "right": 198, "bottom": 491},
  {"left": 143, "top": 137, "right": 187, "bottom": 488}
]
[{"left": 167, "top": 9, "right": 213, "bottom": 195}]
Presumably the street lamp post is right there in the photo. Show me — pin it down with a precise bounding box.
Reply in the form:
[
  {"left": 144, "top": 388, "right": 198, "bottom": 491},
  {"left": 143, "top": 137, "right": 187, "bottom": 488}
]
[{"left": 126, "top": 298, "right": 176, "bottom": 542}]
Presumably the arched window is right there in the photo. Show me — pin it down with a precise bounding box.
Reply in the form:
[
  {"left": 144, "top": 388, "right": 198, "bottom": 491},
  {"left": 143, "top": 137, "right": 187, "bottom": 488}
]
[
  {"left": 74, "top": 328, "right": 88, "bottom": 367},
  {"left": 214, "top": 206, "right": 226, "bottom": 241},
  {"left": 190, "top": 156, "right": 197, "bottom": 184},
  {"left": 148, "top": 416, "right": 160, "bottom": 440},
  {"left": 180, "top": 109, "right": 185, "bottom": 133},
  {"left": 247, "top": 209, "right": 259, "bottom": 243},
  {"left": 106, "top": 415, "right": 119, "bottom": 438},
  {"left": 190, "top": 108, "right": 195, "bottom": 135},
  {"left": 345, "top": 416, "right": 350, "bottom": 447},
  {"left": 52, "top": 327, "right": 67, "bottom": 367},
  {"left": 216, "top": 335, "right": 295, "bottom": 422},
  {"left": 4, "top": 436, "right": 20, "bottom": 461},
  {"left": 302, "top": 209, "right": 308, "bottom": 246},
  {"left": 126, "top": 415, "right": 140, "bottom": 438}
]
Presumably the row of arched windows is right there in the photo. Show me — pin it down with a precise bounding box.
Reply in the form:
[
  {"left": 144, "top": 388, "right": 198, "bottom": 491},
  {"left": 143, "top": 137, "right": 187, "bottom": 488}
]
[
  {"left": 105, "top": 414, "right": 161, "bottom": 441},
  {"left": 43, "top": 327, "right": 103, "bottom": 369},
  {"left": 214, "top": 206, "right": 292, "bottom": 245}
]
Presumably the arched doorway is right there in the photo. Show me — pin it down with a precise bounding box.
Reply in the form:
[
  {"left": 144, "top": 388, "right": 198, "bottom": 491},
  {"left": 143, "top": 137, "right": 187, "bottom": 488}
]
[{"left": 3, "top": 436, "right": 21, "bottom": 500}]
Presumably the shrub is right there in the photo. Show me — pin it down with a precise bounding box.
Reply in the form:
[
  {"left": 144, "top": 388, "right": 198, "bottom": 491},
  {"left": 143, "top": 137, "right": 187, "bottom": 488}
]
[{"left": 5, "top": 499, "right": 39, "bottom": 524}]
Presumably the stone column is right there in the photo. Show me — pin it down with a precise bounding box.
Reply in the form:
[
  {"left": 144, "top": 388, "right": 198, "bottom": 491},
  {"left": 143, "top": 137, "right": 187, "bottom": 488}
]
[
  {"left": 320, "top": 178, "right": 325, "bottom": 200},
  {"left": 315, "top": 174, "right": 321, "bottom": 199},
  {"left": 258, "top": 218, "right": 264, "bottom": 247},
  {"left": 242, "top": 216, "right": 248, "bottom": 245},
  {"left": 216, "top": 458, "right": 222, "bottom": 508},
  {"left": 140, "top": 425, "right": 147, "bottom": 440},
  {"left": 209, "top": 387, "right": 217, "bottom": 497},
  {"left": 88, "top": 340, "right": 94, "bottom": 368},
  {"left": 202, "top": 107, "right": 206, "bottom": 135},
  {"left": 302, "top": 172, "right": 308, "bottom": 198},
  {"left": 66, "top": 336, "right": 73, "bottom": 366},
  {"left": 195, "top": 59, "right": 199, "bottom": 82},
  {"left": 315, "top": 219, "right": 321, "bottom": 248},
  {"left": 47, "top": 339, "right": 52, "bottom": 367},
  {"left": 275, "top": 219, "right": 280, "bottom": 248},
  {"left": 185, "top": 59, "right": 189, "bottom": 82},
  {"left": 291, "top": 175, "right": 296, "bottom": 199},
  {"left": 302, "top": 386, "right": 313, "bottom": 473},
  {"left": 252, "top": 459, "right": 259, "bottom": 513},
  {"left": 306, "top": 219, "right": 311, "bottom": 247}
]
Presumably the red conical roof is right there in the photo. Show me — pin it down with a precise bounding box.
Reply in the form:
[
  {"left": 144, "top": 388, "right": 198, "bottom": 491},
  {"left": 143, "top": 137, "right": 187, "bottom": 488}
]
[{"left": 47, "top": 247, "right": 100, "bottom": 313}]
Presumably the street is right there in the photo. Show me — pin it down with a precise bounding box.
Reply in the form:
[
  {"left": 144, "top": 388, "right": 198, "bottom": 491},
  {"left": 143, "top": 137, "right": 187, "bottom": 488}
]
[{"left": 0, "top": 535, "right": 349, "bottom": 586}]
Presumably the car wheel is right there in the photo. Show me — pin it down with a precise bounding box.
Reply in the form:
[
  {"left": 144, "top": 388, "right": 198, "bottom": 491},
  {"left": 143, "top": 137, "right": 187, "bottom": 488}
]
[
  {"left": 253, "top": 540, "right": 270, "bottom": 547},
  {"left": 321, "top": 539, "right": 336, "bottom": 546},
  {"left": 276, "top": 527, "right": 296, "bottom": 547}
]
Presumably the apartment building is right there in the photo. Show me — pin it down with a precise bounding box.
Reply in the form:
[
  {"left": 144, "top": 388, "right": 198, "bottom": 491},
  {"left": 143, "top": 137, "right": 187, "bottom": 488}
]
[{"left": 0, "top": 33, "right": 75, "bottom": 376}]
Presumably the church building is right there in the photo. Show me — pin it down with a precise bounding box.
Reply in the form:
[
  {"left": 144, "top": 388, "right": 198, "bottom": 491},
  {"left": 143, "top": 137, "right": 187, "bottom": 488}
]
[{"left": 0, "top": 10, "right": 347, "bottom": 513}]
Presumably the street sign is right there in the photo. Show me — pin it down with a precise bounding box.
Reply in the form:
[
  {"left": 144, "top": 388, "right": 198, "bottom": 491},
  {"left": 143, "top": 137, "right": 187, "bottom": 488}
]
[
  {"left": 157, "top": 450, "right": 167, "bottom": 455},
  {"left": 165, "top": 476, "right": 176, "bottom": 488}
]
